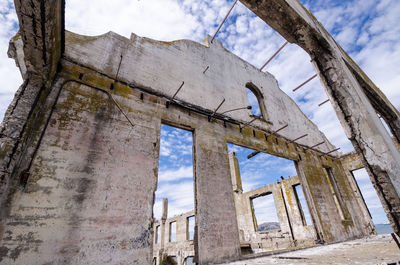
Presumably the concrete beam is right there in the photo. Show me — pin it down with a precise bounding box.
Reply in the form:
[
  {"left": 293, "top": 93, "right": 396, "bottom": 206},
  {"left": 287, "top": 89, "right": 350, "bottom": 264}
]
[{"left": 13, "top": 0, "right": 64, "bottom": 81}]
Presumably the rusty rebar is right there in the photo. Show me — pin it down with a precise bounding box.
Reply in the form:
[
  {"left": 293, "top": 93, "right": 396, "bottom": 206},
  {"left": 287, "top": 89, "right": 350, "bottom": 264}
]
[
  {"left": 293, "top": 74, "right": 318, "bottom": 92},
  {"left": 306, "top": 141, "right": 325, "bottom": 150},
  {"left": 220, "top": 106, "right": 252, "bottom": 115},
  {"left": 211, "top": 0, "right": 238, "bottom": 43},
  {"left": 320, "top": 147, "right": 341, "bottom": 156},
  {"left": 209, "top": 98, "right": 226, "bottom": 120},
  {"left": 318, "top": 99, "right": 330, "bottom": 107},
  {"left": 247, "top": 151, "right": 260, "bottom": 159},
  {"left": 267, "top": 124, "right": 288, "bottom": 136},
  {"left": 260, "top": 41, "right": 289, "bottom": 71},
  {"left": 288, "top": 134, "right": 308, "bottom": 144},
  {"left": 171, "top": 81, "right": 185, "bottom": 101},
  {"left": 241, "top": 114, "right": 262, "bottom": 128}
]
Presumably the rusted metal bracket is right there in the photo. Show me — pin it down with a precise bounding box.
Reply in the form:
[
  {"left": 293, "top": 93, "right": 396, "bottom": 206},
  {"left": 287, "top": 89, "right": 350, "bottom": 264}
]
[
  {"left": 293, "top": 74, "right": 318, "bottom": 92},
  {"left": 319, "top": 147, "right": 341, "bottom": 157},
  {"left": 288, "top": 134, "right": 308, "bottom": 144},
  {"left": 166, "top": 81, "right": 185, "bottom": 108},
  {"left": 260, "top": 41, "right": 289, "bottom": 71},
  {"left": 209, "top": 98, "right": 226, "bottom": 122},
  {"left": 211, "top": 0, "right": 238, "bottom": 43},
  {"left": 318, "top": 99, "right": 330, "bottom": 107}
]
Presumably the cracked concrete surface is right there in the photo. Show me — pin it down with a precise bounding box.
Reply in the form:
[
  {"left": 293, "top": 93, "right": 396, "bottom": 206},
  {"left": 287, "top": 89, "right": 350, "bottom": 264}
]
[{"left": 220, "top": 235, "right": 400, "bottom": 265}]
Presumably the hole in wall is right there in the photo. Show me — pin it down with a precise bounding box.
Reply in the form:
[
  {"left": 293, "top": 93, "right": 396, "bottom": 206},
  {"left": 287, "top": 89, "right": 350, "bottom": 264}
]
[
  {"left": 227, "top": 143, "right": 297, "bottom": 194},
  {"left": 169, "top": 221, "right": 177, "bottom": 242},
  {"left": 185, "top": 256, "right": 196, "bottom": 265},
  {"left": 351, "top": 168, "right": 393, "bottom": 234},
  {"left": 187, "top": 215, "right": 195, "bottom": 240},
  {"left": 251, "top": 194, "right": 281, "bottom": 232},
  {"left": 293, "top": 184, "right": 312, "bottom": 226},
  {"left": 153, "top": 124, "right": 196, "bottom": 260}
]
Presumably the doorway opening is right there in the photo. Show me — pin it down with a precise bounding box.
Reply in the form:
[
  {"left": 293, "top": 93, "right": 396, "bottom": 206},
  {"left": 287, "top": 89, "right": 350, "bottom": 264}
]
[
  {"left": 351, "top": 168, "right": 393, "bottom": 234},
  {"left": 153, "top": 124, "right": 196, "bottom": 264}
]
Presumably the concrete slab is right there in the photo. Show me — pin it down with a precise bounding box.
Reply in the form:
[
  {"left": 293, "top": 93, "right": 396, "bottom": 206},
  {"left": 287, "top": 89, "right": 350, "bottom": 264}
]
[{"left": 219, "top": 235, "right": 400, "bottom": 265}]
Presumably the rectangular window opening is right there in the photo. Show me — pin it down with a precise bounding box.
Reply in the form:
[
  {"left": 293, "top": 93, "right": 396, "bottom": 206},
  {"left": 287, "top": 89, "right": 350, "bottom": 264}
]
[
  {"left": 293, "top": 184, "right": 312, "bottom": 226},
  {"left": 324, "top": 167, "right": 346, "bottom": 220},
  {"left": 169, "top": 221, "right": 177, "bottom": 242},
  {"left": 227, "top": 143, "right": 297, "bottom": 192},
  {"left": 251, "top": 194, "right": 281, "bottom": 232},
  {"left": 351, "top": 168, "right": 393, "bottom": 234},
  {"left": 155, "top": 225, "right": 160, "bottom": 244},
  {"left": 153, "top": 124, "right": 195, "bottom": 244},
  {"left": 187, "top": 216, "right": 195, "bottom": 240},
  {"left": 167, "top": 256, "right": 178, "bottom": 265}
]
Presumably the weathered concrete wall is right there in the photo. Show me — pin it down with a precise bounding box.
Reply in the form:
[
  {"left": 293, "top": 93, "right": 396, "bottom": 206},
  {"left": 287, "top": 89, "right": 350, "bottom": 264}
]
[
  {"left": 153, "top": 211, "right": 195, "bottom": 265},
  {"left": 0, "top": 0, "right": 64, "bottom": 243},
  {"left": 239, "top": 0, "right": 400, "bottom": 236},
  {"left": 0, "top": 50, "right": 373, "bottom": 265},
  {"left": 195, "top": 130, "right": 241, "bottom": 263},
  {"left": 0, "top": 80, "right": 160, "bottom": 264},
  {"left": 0, "top": 2, "right": 384, "bottom": 263},
  {"left": 65, "top": 31, "right": 336, "bottom": 154},
  {"left": 229, "top": 153, "right": 316, "bottom": 253}
]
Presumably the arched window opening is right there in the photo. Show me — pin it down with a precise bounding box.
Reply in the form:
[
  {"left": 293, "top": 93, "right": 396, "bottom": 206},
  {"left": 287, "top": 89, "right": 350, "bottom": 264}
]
[{"left": 246, "top": 82, "right": 267, "bottom": 119}]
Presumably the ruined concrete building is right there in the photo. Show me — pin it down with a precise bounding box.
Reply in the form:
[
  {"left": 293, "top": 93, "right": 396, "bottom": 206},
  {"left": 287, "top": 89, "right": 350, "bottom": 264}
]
[{"left": 0, "top": 0, "right": 399, "bottom": 264}]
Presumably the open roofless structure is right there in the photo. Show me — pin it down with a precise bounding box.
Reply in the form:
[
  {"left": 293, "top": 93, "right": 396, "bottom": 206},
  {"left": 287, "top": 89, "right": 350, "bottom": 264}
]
[{"left": 0, "top": 0, "right": 400, "bottom": 264}]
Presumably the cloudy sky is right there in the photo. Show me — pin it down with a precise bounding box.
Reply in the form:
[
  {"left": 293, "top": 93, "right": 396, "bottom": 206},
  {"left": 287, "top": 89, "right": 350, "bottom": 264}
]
[{"left": 1, "top": 0, "right": 397, "bottom": 227}]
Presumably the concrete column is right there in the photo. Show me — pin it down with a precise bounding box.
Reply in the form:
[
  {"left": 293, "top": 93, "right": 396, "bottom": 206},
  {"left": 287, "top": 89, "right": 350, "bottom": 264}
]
[
  {"left": 0, "top": 83, "right": 161, "bottom": 264},
  {"left": 160, "top": 198, "right": 168, "bottom": 255},
  {"left": 194, "top": 131, "right": 241, "bottom": 264},
  {"left": 311, "top": 54, "right": 400, "bottom": 235}
]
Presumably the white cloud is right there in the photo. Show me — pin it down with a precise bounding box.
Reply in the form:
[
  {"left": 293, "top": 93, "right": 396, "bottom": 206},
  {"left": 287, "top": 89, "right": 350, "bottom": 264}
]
[
  {"left": 158, "top": 166, "right": 193, "bottom": 182},
  {"left": 154, "top": 181, "right": 194, "bottom": 220}
]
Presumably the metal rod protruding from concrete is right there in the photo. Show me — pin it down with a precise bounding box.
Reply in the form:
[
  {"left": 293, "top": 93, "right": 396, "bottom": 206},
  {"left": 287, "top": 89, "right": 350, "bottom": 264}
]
[
  {"left": 203, "top": 66, "right": 210, "bottom": 74},
  {"left": 171, "top": 81, "right": 185, "bottom": 101},
  {"left": 288, "top": 134, "right": 308, "bottom": 144},
  {"left": 320, "top": 147, "right": 341, "bottom": 156},
  {"left": 209, "top": 98, "right": 226, "bottom": 120},
  {"left": 242, "top": 114, "right": 262, "bottom": 128},
  {"left": 293, "top": 74, "right": 318, "bottom": 92},
  {"left": 108, "top": 93, "right": 135, "bottom": 128},
  {"left": 267, "top": 124, "right": 288, "bottom": 136},
  {"left": 220, "top": 106, "right": 252, "bottom": 115},
  {"left": 318, "top": 99, "right": 330, "bottom": 107},
  {"left": 247, "top": 151, "right": 260, "bottom": 159},
  {"left": 211, "top": 0, "right": 238, "bottom": 43},
  {"left": 306, "top": 141, "right": 325, "bottom": 150},
  {"left": 260, "top": 41, "right": 289, "bottom": 71},
  {"left": 248, "top": 124, "right": 289, "bottom": 159}
]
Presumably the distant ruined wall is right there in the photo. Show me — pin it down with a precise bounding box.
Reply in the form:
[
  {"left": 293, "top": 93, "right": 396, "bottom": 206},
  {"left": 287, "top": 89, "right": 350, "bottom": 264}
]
[
  {"left": 153, "top": 211, "right": 195, "bottom": 265},
  {"left": 229, "top": 151, "right": 373, "bottom": 254}
]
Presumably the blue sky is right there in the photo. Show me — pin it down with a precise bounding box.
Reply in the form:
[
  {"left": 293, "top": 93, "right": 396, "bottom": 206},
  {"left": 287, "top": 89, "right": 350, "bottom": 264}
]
[{"left": 0, "top": 0, "right": 398, "bottom": 226}]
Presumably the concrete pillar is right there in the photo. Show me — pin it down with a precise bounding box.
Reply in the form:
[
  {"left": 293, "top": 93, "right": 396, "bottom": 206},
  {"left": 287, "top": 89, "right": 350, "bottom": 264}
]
[
  {"left": 0, "top": 83, "right": 161, "bottom": 264},
  {"left": 311, "top": 54, "right": 400, "bottom": 235},
  {"left": 160, "top": 198, "right": 168, "bottom": 257},
  {"left": 194, "top": 131, "right": 241, "bottom": 264}
]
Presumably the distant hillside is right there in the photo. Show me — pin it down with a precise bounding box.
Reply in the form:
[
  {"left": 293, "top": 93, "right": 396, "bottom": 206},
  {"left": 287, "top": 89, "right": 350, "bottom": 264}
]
[{"left": 258, "top": 222, "right": 280, "bottom": 231}]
